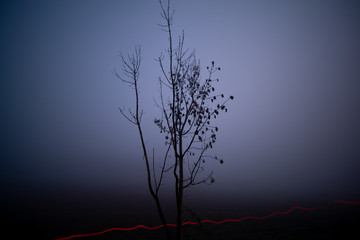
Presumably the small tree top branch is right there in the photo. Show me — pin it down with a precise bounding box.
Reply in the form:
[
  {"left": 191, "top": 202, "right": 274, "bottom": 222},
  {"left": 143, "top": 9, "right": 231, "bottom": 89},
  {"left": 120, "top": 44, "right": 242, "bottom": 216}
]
[{"left": 119, "top": 107, "right": 136, "bottom": 125}]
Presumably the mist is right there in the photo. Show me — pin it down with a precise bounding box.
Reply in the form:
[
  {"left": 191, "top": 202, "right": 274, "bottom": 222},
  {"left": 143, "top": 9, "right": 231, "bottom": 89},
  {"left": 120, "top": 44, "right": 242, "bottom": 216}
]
[{"left": 1, "top": 0, "right": 360, "bottom": 238}]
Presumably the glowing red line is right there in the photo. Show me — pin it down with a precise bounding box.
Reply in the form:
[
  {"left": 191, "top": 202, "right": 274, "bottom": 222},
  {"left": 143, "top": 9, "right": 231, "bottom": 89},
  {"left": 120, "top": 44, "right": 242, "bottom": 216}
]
[
  {"left": 55, "top": 200, "right": 360, "bottom": 240},
  {"left": 333, "top": 199, "right": 360, "bottom": 205}
]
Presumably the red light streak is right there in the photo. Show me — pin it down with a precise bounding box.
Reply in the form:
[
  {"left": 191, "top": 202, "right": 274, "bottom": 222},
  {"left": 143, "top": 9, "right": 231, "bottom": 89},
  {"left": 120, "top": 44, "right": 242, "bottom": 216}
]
[{"left": 55, "top": 200, "right": 360, "bottom": 240}]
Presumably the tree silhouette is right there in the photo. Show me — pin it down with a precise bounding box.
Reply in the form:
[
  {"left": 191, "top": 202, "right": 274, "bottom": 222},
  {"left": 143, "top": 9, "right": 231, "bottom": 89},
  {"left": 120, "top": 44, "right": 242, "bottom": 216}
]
[{"left": 115, "top": 1, "right": 233, "bottom": 239}]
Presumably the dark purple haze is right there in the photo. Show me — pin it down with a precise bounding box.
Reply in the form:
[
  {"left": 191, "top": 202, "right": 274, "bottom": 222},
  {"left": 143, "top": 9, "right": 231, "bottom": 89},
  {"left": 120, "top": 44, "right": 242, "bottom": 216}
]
[{"left": 1, "top": 1, "right": 360, "bottom": 237}]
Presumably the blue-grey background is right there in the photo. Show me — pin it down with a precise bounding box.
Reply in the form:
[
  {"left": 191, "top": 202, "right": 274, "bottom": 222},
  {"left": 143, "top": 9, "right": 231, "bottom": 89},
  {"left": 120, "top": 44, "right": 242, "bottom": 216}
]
[{"left": 1, "top": 0, "right": 360, "bottom": 237}]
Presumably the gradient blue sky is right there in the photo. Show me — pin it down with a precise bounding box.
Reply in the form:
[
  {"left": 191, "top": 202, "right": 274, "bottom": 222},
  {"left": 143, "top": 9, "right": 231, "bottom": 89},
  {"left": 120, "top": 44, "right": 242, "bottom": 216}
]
[{"left": 1, "top": 0, "right": 360, "bottom": 212}]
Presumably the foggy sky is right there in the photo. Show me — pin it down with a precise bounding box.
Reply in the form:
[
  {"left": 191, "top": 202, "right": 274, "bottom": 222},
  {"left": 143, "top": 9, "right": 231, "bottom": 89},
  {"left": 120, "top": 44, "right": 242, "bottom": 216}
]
[{"left": 1, "top": 0, "right": 360, "bottom": 210}]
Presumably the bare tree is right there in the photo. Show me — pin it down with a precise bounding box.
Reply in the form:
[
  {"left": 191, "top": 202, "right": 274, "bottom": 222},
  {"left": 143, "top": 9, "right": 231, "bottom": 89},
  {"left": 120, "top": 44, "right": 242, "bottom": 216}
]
[
  {"left": 115, "top": 1, "right": 233, "bottom": 239},
  {"left": 114, "top": 46, "right": 171, "bottom": 239}
]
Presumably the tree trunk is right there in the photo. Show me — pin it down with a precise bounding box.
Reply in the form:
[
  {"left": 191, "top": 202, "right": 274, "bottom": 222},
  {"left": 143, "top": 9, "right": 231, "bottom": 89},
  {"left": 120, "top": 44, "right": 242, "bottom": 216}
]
[
  {"left": 177, "top": 134, "right": 184, "bottom": 240},
  {"left": 154, "top": 196, "right": 172, "bottom": 240}
]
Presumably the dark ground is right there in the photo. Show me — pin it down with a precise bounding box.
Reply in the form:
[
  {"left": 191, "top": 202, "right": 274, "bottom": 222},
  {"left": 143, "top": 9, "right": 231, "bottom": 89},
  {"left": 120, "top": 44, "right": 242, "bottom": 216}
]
[
  {"left": 3, "top": 191, "right": 360, "bottom": 240},
  {"left": 62, "top": 204, "right": 360, "bottom": 240}
]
